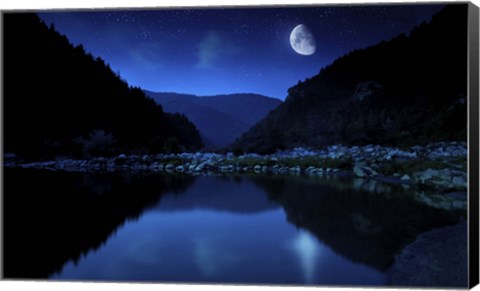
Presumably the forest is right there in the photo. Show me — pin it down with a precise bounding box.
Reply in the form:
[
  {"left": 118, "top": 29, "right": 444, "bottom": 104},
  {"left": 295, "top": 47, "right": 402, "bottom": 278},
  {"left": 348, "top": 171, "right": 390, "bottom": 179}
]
[
  {"left": 3, "top": 13, "right": 203, "bottom": 160},
  {"left": 232, "top": 5, "right": 467, "bottom": 154}
]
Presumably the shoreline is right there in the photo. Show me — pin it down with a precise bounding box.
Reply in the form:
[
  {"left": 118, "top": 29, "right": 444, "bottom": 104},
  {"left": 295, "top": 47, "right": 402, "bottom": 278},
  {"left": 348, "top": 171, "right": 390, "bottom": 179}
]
[
  {"left": 4, "top": 141, "right": 467, "bottom": 194},
  {"left": 387, "top": 221, "right": 468, "bottom": 287}
]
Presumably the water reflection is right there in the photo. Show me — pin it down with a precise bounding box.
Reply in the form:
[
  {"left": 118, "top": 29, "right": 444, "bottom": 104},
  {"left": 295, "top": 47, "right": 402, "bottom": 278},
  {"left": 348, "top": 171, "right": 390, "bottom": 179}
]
[
  {"left": 251, "top": 175, "right": 463, "bottom": 271},
  {"left": 291, "top": 231, "right": 322, "bottom": 284},
  {"left": 3, "top": 170, "right": 464, "bottom": 285},
  {"left": 154, "top": 175, "right": 278, "bottom": 214},
  {"left": 3, "top": 168, "right": 195, "bottom": 279},
  {"left": 193, "top": 236, "right": 243, "bottom": 278}
]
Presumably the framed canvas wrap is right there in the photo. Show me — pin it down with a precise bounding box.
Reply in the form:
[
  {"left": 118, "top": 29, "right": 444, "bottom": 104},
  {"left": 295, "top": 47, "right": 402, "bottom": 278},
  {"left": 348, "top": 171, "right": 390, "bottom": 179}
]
[{"left": 1, "top": 0, "right": 479, "bottom": 289}]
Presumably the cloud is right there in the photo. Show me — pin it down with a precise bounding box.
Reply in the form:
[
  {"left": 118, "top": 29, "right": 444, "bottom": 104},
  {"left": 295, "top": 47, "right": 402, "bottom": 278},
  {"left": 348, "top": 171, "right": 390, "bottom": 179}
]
[
  {"left": 128, "top": 42, "right": 163, "bottom": 71},
  {"left": 195, "top": 31, "right": 222, "bottom": 69}
]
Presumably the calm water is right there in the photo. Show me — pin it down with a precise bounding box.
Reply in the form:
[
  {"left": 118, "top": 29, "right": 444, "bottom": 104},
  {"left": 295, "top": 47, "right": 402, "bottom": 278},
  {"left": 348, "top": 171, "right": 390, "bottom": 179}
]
[{"left": 3, "top": 169, "right": 461, "bottom": 285}]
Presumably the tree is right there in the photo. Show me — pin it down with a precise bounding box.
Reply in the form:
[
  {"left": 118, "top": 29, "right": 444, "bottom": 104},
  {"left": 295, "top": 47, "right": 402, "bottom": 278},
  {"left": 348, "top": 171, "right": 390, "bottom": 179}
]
[{"left": 74, "top": 129, "right": 116, "bottom": 157}]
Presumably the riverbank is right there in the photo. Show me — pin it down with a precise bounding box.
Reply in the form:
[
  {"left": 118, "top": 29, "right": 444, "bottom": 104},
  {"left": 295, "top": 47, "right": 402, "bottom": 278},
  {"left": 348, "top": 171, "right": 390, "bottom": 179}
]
[
  {"left": 4, "top": 141, "right": 467, "bottom": 193},
  {"left": 387, "top": 222, "right": 468, "bottom": 287}
]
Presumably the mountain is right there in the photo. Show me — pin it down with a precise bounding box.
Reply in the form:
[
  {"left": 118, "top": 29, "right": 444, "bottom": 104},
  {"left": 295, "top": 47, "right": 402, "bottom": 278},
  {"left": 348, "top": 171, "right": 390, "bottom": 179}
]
[
  {"left": 145, "top": 91, "right": 282, "bottom": 148},
  {"left": 3, "top": 13, "right": 203, "bottom": 159},
  {"left": 233, "top": 4, "right": 468, "bottom": 154}
]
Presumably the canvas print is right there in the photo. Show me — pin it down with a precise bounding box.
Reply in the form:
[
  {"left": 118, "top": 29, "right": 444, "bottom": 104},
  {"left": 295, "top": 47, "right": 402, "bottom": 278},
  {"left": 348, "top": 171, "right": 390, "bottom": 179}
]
[{"left": 1, "top": 2, "right": 478, "bottom": 288}]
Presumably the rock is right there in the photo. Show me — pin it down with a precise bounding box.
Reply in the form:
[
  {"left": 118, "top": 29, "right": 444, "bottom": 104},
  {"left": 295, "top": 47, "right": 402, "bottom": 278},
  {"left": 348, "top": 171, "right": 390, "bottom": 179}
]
[
  {"left": 289, "top": 166, "right": 301, "bottom": 173},
  {"left": 204, "top": 160, "right": 217, "bottom": 170},
  {"left": 115, "top": 154, "right": 128, "bottom": 164},
  {"left": 353, "top": 165, "right": 378, "bottom": 178},
  {"left": 219, "top": 165, "right": 234, "bottom": 172},
  {"left": 413, "top": 168, "right": 457, "bottom": 190},
  {"left": 254, "top": 165, "right": 262, "bottom": 172},
  {"left": 194, "top": 161, "right": 207, "bottom": 171},
  {"left": 413, "top": 168, "right": 435, "bottom": 183},
  {"left": 165, "top": 163, "right": 175, "bottom": 171},
  {"left": 452, "top": 176, "right": 467, "bottom": 189},
  {"left": 363, "top": 145, "right": 375, "bottom": 153},
  {"left": 292, "top": 147, "right": 316, "bottom": 157},
  {"left": 55, "top": 162, "right": 65, "bottom": 170},
  {"left": 175, "top": 165, "right": 184, "bottom": 172},
  {"left": 400, "top": 174, "right": 412, "bottom": 181},
  {"left": 452, "top": 200, "right": 467, "bottom": 209},
  {"left": 387, "top": 223, "right": 467, "bottom": 287}
]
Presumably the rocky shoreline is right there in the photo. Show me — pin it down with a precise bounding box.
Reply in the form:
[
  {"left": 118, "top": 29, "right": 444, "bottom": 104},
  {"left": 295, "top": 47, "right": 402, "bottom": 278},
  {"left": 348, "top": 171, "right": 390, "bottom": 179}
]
[
  {"left": 4, "top": 141, "right": 467, "bottom": 192},
  {"left": 387, "top": 222, "right": 468, "bottom": 287}
]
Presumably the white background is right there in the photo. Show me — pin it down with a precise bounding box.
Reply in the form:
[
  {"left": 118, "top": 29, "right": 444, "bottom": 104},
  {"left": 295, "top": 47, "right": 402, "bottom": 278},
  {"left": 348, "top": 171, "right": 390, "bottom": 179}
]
[{"left": 0, "top": 0, "right": 479, "bottom": 291}]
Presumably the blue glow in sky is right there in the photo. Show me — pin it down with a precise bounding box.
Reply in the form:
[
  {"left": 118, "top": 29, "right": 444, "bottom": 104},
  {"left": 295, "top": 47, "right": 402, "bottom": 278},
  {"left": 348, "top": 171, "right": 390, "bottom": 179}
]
[{"left": 39, "top": 5, "right": 442, "bottom": 99}]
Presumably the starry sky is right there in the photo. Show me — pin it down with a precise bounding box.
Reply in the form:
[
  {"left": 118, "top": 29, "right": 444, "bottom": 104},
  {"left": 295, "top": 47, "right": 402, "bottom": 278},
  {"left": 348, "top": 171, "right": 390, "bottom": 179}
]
[{"left": 39, "top": 4, "right": 443, "bottom": 100}]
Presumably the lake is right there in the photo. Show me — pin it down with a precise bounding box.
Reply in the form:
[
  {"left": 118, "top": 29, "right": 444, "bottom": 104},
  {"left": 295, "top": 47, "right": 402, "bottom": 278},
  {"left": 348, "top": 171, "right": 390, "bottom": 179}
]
[{"left": 3, "top": 168, "right": 463, "bottom": 286}]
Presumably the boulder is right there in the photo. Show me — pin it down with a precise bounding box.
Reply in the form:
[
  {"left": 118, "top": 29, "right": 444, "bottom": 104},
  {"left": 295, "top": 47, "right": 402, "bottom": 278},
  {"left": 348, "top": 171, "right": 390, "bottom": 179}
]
[
  {"left": 165, "top": 163, "right": 175, "bottom": 172},
  {"left": 353, "top": 165, "right": 378, "bottom": 178},
  {"left": 452, "top": 176, "right": 467, "bottom": 189},
  {"left": 413, "top": 168, "right": 457, "bottom": 190},
  {"left": 175, "top": 165, "right": 184, "bottom": 172}
]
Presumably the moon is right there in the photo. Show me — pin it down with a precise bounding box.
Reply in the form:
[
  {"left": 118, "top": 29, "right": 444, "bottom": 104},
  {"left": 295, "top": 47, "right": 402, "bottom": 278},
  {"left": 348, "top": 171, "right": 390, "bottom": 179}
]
[{"left": 289, "top": 24, "right": 316, "bottom": 56}]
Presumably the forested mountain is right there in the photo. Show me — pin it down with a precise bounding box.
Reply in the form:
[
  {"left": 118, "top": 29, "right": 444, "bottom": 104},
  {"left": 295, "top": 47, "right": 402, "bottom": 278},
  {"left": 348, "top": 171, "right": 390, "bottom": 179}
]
[
  {"left": 3, "top": 13, "right": 203, "bottom": 159},
  {"left": 145, "top": 91, "right": 281, "bottom": 148},
  {"left": 233, "top": 4, "right": 467, "bottom": 154}
]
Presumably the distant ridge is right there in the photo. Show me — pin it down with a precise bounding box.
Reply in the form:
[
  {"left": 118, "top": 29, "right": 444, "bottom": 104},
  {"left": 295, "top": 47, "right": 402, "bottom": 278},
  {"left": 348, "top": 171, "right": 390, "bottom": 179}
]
[{"left": 145, "top": 91, "right": 282, "bottom": 148}]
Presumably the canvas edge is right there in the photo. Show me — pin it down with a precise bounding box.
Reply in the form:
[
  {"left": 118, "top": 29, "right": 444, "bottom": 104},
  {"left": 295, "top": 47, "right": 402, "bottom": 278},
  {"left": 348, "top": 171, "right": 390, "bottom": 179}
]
[
  {"left": 0, "top": 1, "right": 476, "bottom": 290},
  {"left": 468, "top": 1, "right": 480, "bottom": 289},
  {"left": 0, "top": 10, "right": 4, "bottom": 281}
]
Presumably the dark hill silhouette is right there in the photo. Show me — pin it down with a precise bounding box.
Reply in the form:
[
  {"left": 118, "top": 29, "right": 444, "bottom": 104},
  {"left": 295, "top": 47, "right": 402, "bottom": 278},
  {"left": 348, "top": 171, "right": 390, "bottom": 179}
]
[
  {"left": 233, "top": 4, "right": 468, "bottom": 154},
  {"left": 3, "top": 13, "right": 203, "bottom": 159},
  {"left": 145, "top": 91, "right": 281, "bottom": 148}
]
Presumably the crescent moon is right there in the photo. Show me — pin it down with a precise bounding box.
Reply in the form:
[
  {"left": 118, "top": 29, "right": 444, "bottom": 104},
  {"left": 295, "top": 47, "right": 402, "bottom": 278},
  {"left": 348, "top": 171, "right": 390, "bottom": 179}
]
[{"left": 289, "top": 24, "right": 316, "bottom": 56}]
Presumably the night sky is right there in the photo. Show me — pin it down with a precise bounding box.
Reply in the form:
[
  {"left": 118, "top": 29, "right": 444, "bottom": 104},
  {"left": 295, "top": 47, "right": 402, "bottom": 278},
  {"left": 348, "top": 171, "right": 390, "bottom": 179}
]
[{"left": 39, "top": 4, "right": 443, "bottom": 100}]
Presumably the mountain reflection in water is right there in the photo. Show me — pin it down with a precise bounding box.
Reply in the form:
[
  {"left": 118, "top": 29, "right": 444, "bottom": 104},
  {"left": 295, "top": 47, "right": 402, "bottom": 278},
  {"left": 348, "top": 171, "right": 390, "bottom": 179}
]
[{"left": 3, "top": 169, "right": 463, "bottom": 285}]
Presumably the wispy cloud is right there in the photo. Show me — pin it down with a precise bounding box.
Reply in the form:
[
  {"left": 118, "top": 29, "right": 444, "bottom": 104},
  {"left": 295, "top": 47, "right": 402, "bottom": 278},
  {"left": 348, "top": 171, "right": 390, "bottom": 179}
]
[
  {"left": 196, "top": 31, "right": 222, "bottom": 69},
  {"left": 128, "top": 42, "right": 163, "bottom": 71}
]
